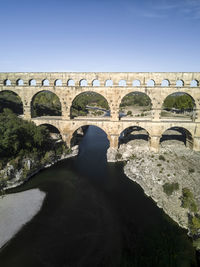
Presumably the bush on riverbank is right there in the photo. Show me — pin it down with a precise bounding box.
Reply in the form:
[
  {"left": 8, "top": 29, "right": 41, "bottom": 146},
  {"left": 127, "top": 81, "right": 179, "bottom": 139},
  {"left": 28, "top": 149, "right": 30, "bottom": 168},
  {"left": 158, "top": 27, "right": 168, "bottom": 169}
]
[
  {"left": 0, "top": 109, "right": 70, "bottom": 190},
  {"left": 0, "top": 109, "right": 51, "bottom": 162},
  {"left": 181, "top": 188, "right": 198, "bottom": 213},
  {"left": 163, "top": 182, "right": 179, "bottom": 196}
]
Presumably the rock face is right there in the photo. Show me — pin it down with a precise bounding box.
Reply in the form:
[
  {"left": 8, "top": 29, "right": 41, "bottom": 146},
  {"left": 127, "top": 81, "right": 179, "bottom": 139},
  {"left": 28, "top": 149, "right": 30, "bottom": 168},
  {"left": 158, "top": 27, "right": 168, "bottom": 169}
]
[
  {"left": 107, "top": 139, "right": 150, "bottom": 162},
  {"left": 0, "top": 146, "right": 79, "bottom": 190},
  {"left": 108, "top": 139, "right": 200, "bottom": 232}
]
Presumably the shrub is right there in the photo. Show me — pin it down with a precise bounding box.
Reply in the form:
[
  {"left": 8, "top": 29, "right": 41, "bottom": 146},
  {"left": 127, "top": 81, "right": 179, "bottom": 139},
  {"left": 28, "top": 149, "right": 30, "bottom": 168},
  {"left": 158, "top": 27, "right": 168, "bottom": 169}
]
[
  {"left": 163, "top": 182, "right": 179, "bottom": 196},
  {"left": 189, "top": 215, "right": 200, "bottom": 235},
  {"left": 79, "top": 110, "right": 87, "bottom": 116},
  {"left": 188, "top": 168, "right": 195, "bottom": 174},
  {"left": 193, "top": 238, "right": 200, "bottom": 250},
  {"left": 127, "top": 110, "right": 132, "bottom": 116},
  {"left": 181, "top": 188, "right": 198, "bottom": 213},
  {"left": 159, "top": 155, "right": 165, "bottom": 161},
  {"left": 116, "top": 153, "right": 122, "bottom": 160},
  {"left": 129, "top": 154, "right": 136, "bottom": 160},
  {"left": 157, "top": 163, "right": 162, "bottom": 167}
]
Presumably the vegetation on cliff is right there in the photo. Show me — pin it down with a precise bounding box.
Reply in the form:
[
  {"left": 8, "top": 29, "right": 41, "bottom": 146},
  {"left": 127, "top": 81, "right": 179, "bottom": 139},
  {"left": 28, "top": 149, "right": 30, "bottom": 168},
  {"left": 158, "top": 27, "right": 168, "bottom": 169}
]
[{"left": 0, "top": 109, "right": 68, "bottom": 190}]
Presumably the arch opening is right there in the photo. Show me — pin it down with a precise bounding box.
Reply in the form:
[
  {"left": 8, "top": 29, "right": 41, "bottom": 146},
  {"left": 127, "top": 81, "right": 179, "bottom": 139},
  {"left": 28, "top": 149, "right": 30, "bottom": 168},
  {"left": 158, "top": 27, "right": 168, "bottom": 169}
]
[
  {"left": 190, "top": 80, "right": 199, "bottom": 87},
  {"left": 176, "top": 79, "right": 184, "bottom": 87},
  {"left": 161, "top": 79, "right": 170, "bottom": 87},
  {"left": 119, "top": 126, "right": 150, "bottom": 149},
  {"left": 92, "top": 79, "right": 100, "bottom": 86},
  {"left": 37, "top": 124, "right": 69, "bottom": 155},
  {"left": 31, "top": 90, "right": 62, "bottom": 118},
  {"left": 55, "top": 79, "right": 62, "bottom": 86},
  {"left": 70, "top": 126, "right": 89, "bottom": 147},
  {"left": 161, "top": 92, "right": 196, "bottom": 121},
  {"left": 132, "top": 80, "right": 141, "bottom": 87},
  {"left": 17, "top": 79, "right": 24, "bottom": 86},
  {"left": 29, "top": 79, "right": 36, "bottom": 86},
  {"left": 147, "top": 79, "right": 155, "bottom": 86},
  {"left": 38, "top": 124, "right": 62, "bottom": 142},
  {"left": 119, "top": 92, "right": 152, "bottom": 119},
  {"left": 42, "top": 79, "right": 49, "bottom": 86},
  {"left": 160, "top": 127, "right": 193, "bottom": 149},
  {"left": 119, "top": 80, "right": 126, "bottom": 86},
  {"left": 70, "top": 92, "right": 110, "bottom": 119},
  {"left": 80, "top": 79, "right": 88, "bottom": 86},
  {"left": 105, "top": 79, "right": 113, "bottom": 86},
  {"left": 67, "top": 79, "right": 75, "bottom": 86},
  {"left": 4, "top": 79, "right": 11, "bottom": 86},
  {"left": 0, "top": 90, "right": 23, "bottom": 115},
  {"left": 70, "top": 125, "right": 109, "bottom": 148}
]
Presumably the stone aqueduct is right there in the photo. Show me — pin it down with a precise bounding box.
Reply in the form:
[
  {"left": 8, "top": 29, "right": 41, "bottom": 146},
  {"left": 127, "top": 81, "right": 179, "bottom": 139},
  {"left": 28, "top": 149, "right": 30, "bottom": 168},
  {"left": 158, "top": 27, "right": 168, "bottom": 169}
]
[{"left": 0, "top": 72, "right": 200, "bottom": 152}]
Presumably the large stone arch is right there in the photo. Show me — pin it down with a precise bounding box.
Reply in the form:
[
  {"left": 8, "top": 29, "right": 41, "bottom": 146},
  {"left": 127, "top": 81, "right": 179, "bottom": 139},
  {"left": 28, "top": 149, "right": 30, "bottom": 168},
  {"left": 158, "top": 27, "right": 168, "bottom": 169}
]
[
  {"left": 119, "top": 91, "right": 152, "bottom": 119},
  {"left": 70, "top": 123, "right": 110, "bottom": 147},
  {"left": 70, "top": 91, "right": 111, "bottom": 119},
  {"left": 31, "top": 90, "right": 62, "bottom": 118},
  {"left": 37, "top": 123, "right": 63, "bottom": 143},
  {"left": 160, "top": 126, "right": 193, "bottom": 149},
  {"left": 161, "top": 91, "right": 196, "bottom": 121},
  {"left": 119, "top": 125, "right": 151, "bottom": 147},
  {"left": 0, "top": 89, "right": 23, "bottom": 115}
]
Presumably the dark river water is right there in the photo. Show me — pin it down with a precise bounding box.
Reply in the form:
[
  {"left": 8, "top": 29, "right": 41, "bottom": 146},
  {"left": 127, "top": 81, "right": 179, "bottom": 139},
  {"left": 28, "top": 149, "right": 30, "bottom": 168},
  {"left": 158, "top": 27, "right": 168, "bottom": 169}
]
[{"left": 0, "top": 126, "right": 199, "bottom": 267}]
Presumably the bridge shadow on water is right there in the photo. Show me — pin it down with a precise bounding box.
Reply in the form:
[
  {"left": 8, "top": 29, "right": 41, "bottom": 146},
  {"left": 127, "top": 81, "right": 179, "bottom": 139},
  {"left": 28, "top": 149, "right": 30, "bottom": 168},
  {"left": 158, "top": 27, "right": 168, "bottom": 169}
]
[{"left": 0, "top": 126, "right": 198, "bottom": 267}]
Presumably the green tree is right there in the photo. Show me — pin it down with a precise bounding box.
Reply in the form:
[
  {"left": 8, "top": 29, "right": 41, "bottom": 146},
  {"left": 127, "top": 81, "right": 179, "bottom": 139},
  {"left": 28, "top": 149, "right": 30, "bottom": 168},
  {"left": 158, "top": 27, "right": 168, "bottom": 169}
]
[
  {"left": 163, "top": 94, "right": 194, "bottom": 111},
  {"left": 0, "top": 109, "right": 50, "bottom": 160}
]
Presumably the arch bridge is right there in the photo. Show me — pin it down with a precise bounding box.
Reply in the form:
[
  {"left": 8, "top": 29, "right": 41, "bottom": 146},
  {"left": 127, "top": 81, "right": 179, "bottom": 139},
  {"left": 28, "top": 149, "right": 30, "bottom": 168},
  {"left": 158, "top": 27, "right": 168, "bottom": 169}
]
[{"left": 0, "top": 72, "right": 200, "bottom": 152}]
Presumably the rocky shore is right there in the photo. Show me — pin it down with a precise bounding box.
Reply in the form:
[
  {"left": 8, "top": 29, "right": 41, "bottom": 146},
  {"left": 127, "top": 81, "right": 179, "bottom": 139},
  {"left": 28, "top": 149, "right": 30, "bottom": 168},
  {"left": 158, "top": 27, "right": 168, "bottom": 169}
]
[
  {"left": 0, "top": 145, "right": 78, "bottom": 190},
  {"left": 107, "top": 138, "right": 200, "bottom": 249}
]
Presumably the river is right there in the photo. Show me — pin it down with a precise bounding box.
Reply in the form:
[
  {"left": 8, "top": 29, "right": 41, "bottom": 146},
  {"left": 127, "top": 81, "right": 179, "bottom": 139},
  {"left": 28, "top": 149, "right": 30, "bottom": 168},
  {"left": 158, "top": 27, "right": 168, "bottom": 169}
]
[{"left": 0, "top": 126, "right": 198, "bottom": 266}]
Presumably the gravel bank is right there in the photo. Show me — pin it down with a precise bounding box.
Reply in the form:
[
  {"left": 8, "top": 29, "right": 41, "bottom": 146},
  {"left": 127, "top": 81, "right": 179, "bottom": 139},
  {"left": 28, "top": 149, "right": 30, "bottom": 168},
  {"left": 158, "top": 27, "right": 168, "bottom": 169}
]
[{"left": 0, "top": 189, "right": 46, "bottom": 249}]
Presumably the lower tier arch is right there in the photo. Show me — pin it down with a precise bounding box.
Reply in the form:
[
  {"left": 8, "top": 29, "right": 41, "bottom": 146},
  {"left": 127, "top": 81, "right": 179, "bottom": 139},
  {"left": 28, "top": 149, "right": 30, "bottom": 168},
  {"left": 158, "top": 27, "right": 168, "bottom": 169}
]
[
  {"left": 119, "top": 126, "right": 150, "bottom": 148},
  {"left": 160, "top": 126, "right": 193, "bottom": 149},
  {"left": 70, "top": 124, "right": 110, "bottom": 148}
]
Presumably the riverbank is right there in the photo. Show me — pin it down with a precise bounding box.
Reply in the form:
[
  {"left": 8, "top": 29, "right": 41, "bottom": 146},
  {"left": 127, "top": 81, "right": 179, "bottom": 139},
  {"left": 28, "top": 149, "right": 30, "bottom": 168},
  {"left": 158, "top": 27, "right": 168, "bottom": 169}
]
[
  {"left": 0, "top": 146, "right": 78, "bottom": 251},
  {"left": 0, "top": 189, "right": 46, "bottom": 250},
  {"left": 1, "top": 145, "right": 78, "bottom": 190},
  {"left": 107, "top": 138, "right": 200, "bottom": 249}
]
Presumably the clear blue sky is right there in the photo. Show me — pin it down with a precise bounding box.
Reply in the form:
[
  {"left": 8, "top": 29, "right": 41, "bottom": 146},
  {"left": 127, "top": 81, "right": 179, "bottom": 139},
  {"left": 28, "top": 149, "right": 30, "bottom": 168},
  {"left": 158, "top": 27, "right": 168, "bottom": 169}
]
[{"left": 0, "top": 0, "right": 200, "bottom": 72}]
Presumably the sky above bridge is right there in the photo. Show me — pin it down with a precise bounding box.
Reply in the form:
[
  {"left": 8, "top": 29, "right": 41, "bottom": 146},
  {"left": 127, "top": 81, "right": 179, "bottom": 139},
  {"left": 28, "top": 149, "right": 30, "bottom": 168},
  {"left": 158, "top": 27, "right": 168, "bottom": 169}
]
[{"left": 0, "top": 0, "right": 200, "bottom": 72}]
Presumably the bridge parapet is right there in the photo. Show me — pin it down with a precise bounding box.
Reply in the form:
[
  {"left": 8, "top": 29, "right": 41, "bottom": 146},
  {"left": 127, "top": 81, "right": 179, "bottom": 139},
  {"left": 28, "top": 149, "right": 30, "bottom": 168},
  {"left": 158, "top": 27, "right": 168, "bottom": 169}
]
[{"left": 0, "top": 72, "right": 200, "bottom": 87}]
